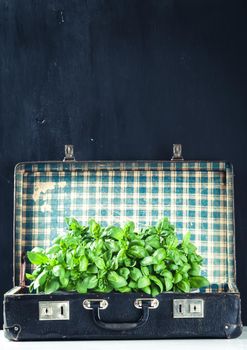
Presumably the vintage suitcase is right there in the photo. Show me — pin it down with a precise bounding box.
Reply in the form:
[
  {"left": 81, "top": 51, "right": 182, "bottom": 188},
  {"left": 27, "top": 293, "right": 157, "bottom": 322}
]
[{"left": 3, "top": 144, "right": 242, "bottom": 340}]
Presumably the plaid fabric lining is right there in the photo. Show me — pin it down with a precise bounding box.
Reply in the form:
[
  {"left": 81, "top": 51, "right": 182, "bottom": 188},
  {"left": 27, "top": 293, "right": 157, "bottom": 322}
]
[{"left": 14, "top": 161, "right": 236, "bottom": 292}]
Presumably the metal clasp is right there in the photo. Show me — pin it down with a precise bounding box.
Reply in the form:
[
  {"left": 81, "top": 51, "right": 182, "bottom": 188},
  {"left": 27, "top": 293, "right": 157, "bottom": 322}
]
[
  {"left": 173, "top": 299, "right": 204, "bottom": 318},
  {"left": 82, "top": 299, "right": 109, "bottom": 310},
  {"left": 134, "top": 298, "right": 159, "bottom": 309},
  {"left": 63, "top": 144, "right": 75, "bottom": 161},
  {"left": 39, "top": 301, "right": 70, "bottom": 321},
  {"left": 171, "top": 144, "right": 184, "bottom": 160}
]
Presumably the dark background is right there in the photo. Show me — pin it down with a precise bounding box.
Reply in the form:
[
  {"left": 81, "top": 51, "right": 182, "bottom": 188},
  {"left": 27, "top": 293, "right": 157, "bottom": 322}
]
[{"left": 0, "top": 0, "right": 247, "bottom": 328}]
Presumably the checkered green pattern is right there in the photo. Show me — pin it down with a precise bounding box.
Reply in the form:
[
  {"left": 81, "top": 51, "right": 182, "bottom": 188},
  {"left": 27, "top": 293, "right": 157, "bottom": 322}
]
[{"left": 14, "top": 161, "right": 236, "bottom": 292}]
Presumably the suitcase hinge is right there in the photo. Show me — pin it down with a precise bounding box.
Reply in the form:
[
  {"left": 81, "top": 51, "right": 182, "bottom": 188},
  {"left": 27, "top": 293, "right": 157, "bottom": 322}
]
[
  {"left": 19, "top": 251, "right": 26, "bottom": 287},
  {"left": 63, "top": 145, "right": 75, "bottom": 161},
  {"left": 171, "top": 144, "right": 184, "bottom": 160}
]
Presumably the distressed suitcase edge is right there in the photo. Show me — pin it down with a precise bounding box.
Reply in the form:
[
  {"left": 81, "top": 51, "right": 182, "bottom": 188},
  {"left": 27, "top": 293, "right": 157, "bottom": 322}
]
[
  {"left": 224, "top": 293, "right": 243, "bottom": 339},
  {"left": 224, "top": 323, "right": 243, "bottom": 339},
  {"left": 3, "top": 289, "right": 243, "bottom": 341}
]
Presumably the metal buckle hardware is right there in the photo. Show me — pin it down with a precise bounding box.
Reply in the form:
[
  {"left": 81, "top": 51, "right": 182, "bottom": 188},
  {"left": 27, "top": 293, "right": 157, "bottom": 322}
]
[
  {"left": 173, "top": 299, "right": 204, "bottom": 318},
  {"left": 171, "top": 144, "right": 184, "bottom": 160},
  {"left": 63, "top": 144, "right": 75, "bottom": 161},
  {"left": 39, "top": 301, "right": 70, "bottom": 321},
  {"left": 82, "top": 299, "right": 109, "bottom": 310},
  {"left": 134, "top": 298, "right": 159, "bottom": 309}
]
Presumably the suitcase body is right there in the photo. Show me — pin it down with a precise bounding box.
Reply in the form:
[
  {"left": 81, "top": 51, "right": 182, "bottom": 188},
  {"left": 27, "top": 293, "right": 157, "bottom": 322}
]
[{"left": 3, "top": 145, "right": 242, "bottom": 340}]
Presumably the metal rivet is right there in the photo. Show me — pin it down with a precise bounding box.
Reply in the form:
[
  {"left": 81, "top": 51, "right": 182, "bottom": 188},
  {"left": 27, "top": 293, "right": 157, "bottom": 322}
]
[
  {"left": 153, "top": 300, "right": 159, "bottom": 307},
  {"left": 101, "top": 300, "right": 108, "bottom": 308},
  {"left": 14, "top": 326, "right": 19, "bottom": 332},
  {"left": 84, "top": 300, "right": 90, "bottom": 308},
  {"left": 225, "top": 325, "right": 229, "bottom": 329}
]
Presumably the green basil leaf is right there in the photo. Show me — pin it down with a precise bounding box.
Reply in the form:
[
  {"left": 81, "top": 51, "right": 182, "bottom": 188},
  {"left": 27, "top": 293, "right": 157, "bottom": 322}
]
[
  {"left": 149, "top": 275, "right": 163, "bottom": 293},
  {"left": 169, "top": 264, "right": 179, "bottom": 270},
  {"left": 141, "top": 266, "right": 150, "bottom": 276},
  {"left": 56, "top": 251, "right": 65, "bottom": 264},
  {"left": 104, "top": 240, "right": 120, "bottom": 252},
  {"left": 84, "top": 275, "right": 98, "bottom": 289},
  {"left": 177, "top": 280, "right": 190, "bottom": 292},
  {"left": 180, "top": 263, "right": 191, "bottom": 273},
  {"left": 26, "top": 273, "right": 35, "bottom": 281},
  {"left": 141, "top": 256, "right": 154, "bottom": 266},
  {"left": 153, "top": 262, "right": 166, "bottom": 273},
  {"left": 76, "top": 280, "right": 87, "bottom": 293},
  {"left": 188, "top": 263, "right": 200, "bottom": 276},
  {"left": 75, "top": 245, "right": 85, "bottom": 256},
  {"left": 167, "top": 249, "right": 181, "bottom": 264},
  {"left": 145, "top": 235, "right": 161, "bottom": 249},
  {"left": 160, "top": 270, "right": 173, "bottom": 281},
  {"left": 32, "top": 247, "right": 45, "bottom": 253},
  {"left": 151, "top": 285, "right": 160, "bottom": 297},
  {"left": 27, "top": 251, "right": 49, "bottom": 265},
  {"left": 33, "top": 277, "right": 40, "bottom": 290},
  {"left": 152, "top": 248, "right": 166, "bottom": 263},
  {"left": 124, "top": 258, "right": 136, "bottom": 267},
  {"left": 165, "top": 235, "right": 179, "bottom": 248},
  {"left": 174, "top": 272, "right": 182, "bottom": 284},
  {"left": 128, "top": 280, "right": 137, "bottom": 289},
  {"left": 37, "top": 270, "right": 48, "bottom": 286},
  {"left": 66, "top": 251, "right": 74, "bottom": 268},
  {"left": 29, "top": 281, "right": 34, "bottom": 293},
  {"left": 127, "top": 245, "right": 147, "bottom": 259},
  {"left": 60, "top": 275, "right": 69, "bottom": 288},
  {"left": 187, "top": 242, "right": 197, "bottom": 253},
  {"left": 145, "top": 244, "right": 154, "bottom": 255},
  {"left": 117, "top": 286, "right": 131, "bottom": 293},
  {"left": 164, "top": 278, "right": 173, "bottom": 291},
  {"left": 179, "top": 253, "right": 188, "bottom": 263},
  {"left": 79, "top": 256, "right": 88, "bottom": 272},
  {"left": 108, "top": 226, "right": 124, "bottom": 241},
  {"left": 89, "top": 219, "right": 101, "bottom": 237},
  {"left": 52, "top": 265, "right": 65, "bottom": 278},
  {"left": 182, "top": 232, "right": 191, "bottom": 246},
  {"left": 190, "top": 276, "right": 209, "bottom": 289},
  {"left": 46, "top": 244, "right": 60, "bottom": 254},
  {"left": 107, "top": 271, "right": 128, "bottom": 289},
  {"left": 44, "top": 278, "right": 60, "bottom": 294},
  {"left": 129, "top": 267, "right": 142, "bottom": 281},
  {"left": 137, "top": 276, "right": 151, "bottom": 289},
  {"left": 94, "top": 257, "right": 106, "bottom": 270},
  {"left": 123, "top": 221, "right": 135, "bottom": 235},
  {"left": 119, "top": 267, "right": 130, "bottom": 280},
  {"left": 142, "top": 286, "right": 151, "bottom": 294},
  {"left": 87, "top": 264, "right": 98, "bottom": 274}
]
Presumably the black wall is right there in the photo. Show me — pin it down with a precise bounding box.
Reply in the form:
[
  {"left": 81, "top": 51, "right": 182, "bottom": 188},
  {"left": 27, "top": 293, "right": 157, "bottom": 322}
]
[{"left": 0, "top": 0, "right": 247, "bottom": 328}]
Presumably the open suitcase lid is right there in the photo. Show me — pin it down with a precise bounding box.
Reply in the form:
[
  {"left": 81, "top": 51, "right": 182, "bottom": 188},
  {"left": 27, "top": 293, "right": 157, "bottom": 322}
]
[{"left": 13, "top": 145, "right": 237, "bottom": 292}]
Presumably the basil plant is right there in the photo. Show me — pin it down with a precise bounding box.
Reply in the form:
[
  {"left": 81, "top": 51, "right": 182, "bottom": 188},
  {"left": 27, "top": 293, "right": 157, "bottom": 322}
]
[{"left": 26, "top": 217, "right": 209, "bottom": 296}]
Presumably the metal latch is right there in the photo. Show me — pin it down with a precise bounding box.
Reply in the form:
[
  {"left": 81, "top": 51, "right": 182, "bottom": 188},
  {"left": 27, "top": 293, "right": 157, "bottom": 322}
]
[
  {"left": 134, "top": 298, "right": 159, "bottom": 309},
  {"left": 171, "top": 144, "right": 184, "bottom": 160},
  {"left": 39, "top": 301, "right": 70, "bottom": 320},
  {"left": 173, "top": 299, "right": 204, "bottom": 318},
  {"left": 63, "top": 144, "right": 75, "bottom": 161},
  {"left": 82, "top": 299, "right": 109, "bottom": 310}
]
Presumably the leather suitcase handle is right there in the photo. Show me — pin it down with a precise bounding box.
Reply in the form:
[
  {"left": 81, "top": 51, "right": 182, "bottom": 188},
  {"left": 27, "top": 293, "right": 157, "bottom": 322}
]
[{"left": 90, "top": 303, "right": 150, "bottom": 331}]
